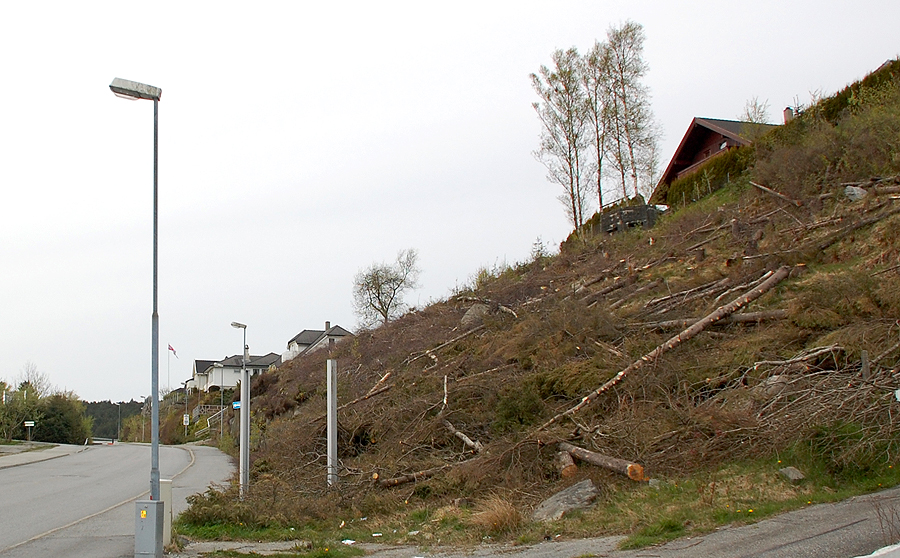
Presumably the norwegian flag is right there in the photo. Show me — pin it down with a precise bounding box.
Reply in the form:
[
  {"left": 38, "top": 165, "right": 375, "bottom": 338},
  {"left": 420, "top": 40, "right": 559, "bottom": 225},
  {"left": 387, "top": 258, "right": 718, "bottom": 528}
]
[{"left": 168, "top": 344, "right": 178, "bottom": 358}]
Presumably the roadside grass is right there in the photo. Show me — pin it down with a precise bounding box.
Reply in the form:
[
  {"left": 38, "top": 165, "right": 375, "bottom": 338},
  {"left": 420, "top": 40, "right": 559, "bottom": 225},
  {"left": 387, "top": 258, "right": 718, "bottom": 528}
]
[
  {"left": 200, "top": 547, "right": 363, "bottom": 558},
  {"left": 601, "top": 450, "right": 900, "bottom": 549},
  {"left": 179, "top": 449, "right": 900, "bottom": 552}
]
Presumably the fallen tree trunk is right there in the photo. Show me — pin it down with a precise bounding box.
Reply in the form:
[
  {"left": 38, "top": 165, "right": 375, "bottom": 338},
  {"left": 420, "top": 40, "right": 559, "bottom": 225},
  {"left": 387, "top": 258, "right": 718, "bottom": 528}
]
[
  {"left": 633, "top": 310, "right": 788, "bottom": 331},
  {"left": 750, "top": 181, "right": 803, "bottom": 207},
  {"left": 815, "top": 206, "right": 900, "bottom": 252},
  {"left": 406, "top": 325, "right": 486, "bottom": 364},
  {"left": 536, "top": 266, "right": 792, "bottom": 432},
  {"left": 376, "top": 464, "right": 452, "bottom": 488},
  {"left": 558, "top": 442, "right": 646, "bottom": 481}
]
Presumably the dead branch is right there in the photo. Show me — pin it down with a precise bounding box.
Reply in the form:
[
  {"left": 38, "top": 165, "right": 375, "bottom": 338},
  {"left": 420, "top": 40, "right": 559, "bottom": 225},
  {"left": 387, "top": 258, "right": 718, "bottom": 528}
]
[
  {"left": 633, "top": 310, "right": 788, "bottom": 331},
  {"left": 406, "top": 325, "right": 486, "bottom": 364},
  {"left": 753, "top": 344, "right": 843, "bottom": 369},
  {"left": 713, "top": 271, "right": 774, "bottom": 306},
  {"left": 311, "top": 385, "right": 394, "bottom": 423},
  {"left": 439, "top": 376, "right": 484, "bottom": 453},
  {"left": 582, "top": 274, "right": 636, "bottom": 305},
  {"left": 872, "top": 336, "right": 900, "bottom": 367},
  {"left": 366, "top": 372, "right": 392, "bottom": 396},
  {"left": 456, "top": 363, "right": 516, "bottom": 384},
  {"left": 873, "top": 262, "right": 900, "bottom": 276},
  {"left": 650, "top": 278, "right": 733, "bottom": 316},
  {"left": 536, "top": 266, "right": 791, "bottom": 432},
  {"left": 593, "top": 339, "right": 625, "bottom": 358},
  {"left": 558, "top": 441, "right": 646, "bottom": 481},
  {"left": 815, "top": 206, "right": 900, "bottom": 252},
  {"left": 685, "top": 231, "right": 727, "bottom": 253},
  {"left": 573, "top": 260, "right": 629, "bottom": 293},
  {"left": 375, "top": 464, "right": 453, "bottom": 488},
  {"left": 644, "top": 278, "right": 729, "bottom": 309},
  {"left": 750, "top": 181, "right": 803, "bottom": 207},
  {"left": 609, "top": 278, "right": 662, "bottom": 310}
]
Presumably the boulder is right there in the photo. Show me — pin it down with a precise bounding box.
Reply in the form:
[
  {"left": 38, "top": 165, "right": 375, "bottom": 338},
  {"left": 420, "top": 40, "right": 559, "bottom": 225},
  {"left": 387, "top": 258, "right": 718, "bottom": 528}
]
[
  {"left": 461, "top": 303, "right": 490, "bottom": 327},
  {"left": 532, "top": 479, "right": 599, "bottom": 522}
]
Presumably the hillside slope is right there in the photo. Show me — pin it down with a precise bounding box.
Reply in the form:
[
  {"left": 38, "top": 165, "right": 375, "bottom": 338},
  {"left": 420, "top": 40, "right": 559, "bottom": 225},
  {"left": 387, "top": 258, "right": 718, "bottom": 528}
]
[{"left": 185, "top": 60, "right": 900, "bottom": 543}]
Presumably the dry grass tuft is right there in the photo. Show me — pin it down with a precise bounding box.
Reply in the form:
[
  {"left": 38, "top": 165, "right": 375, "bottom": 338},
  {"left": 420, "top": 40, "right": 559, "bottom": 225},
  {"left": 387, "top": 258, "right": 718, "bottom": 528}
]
[{"left": 470, "top": 495, "right": 524, "bottom": 534}]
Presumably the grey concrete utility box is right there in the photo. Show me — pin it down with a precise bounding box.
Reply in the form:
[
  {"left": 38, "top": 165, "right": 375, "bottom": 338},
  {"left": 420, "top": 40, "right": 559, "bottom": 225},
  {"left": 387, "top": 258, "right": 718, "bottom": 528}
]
[{"left": 135, "top": 500, "right": 164, "bottom": 557}]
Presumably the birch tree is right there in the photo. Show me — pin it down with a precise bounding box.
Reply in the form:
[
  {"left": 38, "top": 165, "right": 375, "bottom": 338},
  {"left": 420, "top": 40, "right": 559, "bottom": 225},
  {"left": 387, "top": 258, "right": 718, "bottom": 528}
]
[
  {"left": 581, "top": 41, "right": 612, "bottom": 210},
  {"left": 605, "top": 21, "right": 658, "bottom": 201},
  {"left": 531, "top": 48, "right": 590, "bottom": 230}
]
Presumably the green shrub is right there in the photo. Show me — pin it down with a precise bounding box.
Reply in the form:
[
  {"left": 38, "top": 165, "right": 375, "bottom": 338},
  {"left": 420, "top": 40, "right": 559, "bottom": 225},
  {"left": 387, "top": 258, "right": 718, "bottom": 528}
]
[{"left": 664, "top": 145, "right": 754, "bottom": 207}]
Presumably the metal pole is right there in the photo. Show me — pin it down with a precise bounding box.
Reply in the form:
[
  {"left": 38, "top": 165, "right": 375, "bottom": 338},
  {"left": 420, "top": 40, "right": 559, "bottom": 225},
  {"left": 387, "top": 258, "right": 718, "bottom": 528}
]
[
  {"left": 239, "top": 328, "right": 249, "bottom": 498},
  {"left": 150, "top": 97, "right": 160, "bottom": 503},
  {"left": 327, "top": 359, "right": 338, "bottom": 486}
]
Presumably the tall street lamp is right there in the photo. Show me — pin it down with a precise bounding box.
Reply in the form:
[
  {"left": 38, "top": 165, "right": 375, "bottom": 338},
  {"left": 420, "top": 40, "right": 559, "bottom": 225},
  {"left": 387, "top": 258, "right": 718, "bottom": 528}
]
[
  {"left": 109, "top": 77, "right": 163, "bottom": 558},
  {"left": 231, "top": 321, "right": 249, "bottom": 498}
]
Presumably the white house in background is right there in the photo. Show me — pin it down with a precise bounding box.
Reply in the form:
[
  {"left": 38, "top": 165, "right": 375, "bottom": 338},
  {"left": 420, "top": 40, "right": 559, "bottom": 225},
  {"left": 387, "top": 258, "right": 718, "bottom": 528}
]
[
  {"left": 282, "top": 321, "right": 353, "bottom": 362},
  {"left": 187, "top": 352, "right": 282, "bottom": 392}
]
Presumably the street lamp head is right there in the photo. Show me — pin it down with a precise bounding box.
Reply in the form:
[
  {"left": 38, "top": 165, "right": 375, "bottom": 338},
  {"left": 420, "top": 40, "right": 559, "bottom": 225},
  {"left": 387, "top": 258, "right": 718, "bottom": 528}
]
[
  {"left": 231, "top": 322, "right": 247, "bottom": 329},
  {"left": 109, "top": 77, "right": 161, "bottom": 101}
]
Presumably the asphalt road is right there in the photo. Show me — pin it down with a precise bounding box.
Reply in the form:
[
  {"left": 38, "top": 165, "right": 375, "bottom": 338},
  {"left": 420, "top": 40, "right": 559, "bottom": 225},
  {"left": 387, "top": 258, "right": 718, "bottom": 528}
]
[{"left": 0, "top": 443, "right": 233, "bottom": 558}]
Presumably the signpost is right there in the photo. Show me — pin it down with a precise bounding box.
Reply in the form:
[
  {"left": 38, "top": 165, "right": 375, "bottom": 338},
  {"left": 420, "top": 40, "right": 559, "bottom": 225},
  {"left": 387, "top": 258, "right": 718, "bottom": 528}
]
[{"left": 24, "top": 420, "right": 35, "bottom": 442}]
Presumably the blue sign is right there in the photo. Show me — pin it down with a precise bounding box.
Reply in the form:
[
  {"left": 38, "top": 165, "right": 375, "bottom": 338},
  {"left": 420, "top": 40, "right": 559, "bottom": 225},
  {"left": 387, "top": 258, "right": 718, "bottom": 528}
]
[{"left": 233, "top": 401, "right": 241, "bottom": 409}]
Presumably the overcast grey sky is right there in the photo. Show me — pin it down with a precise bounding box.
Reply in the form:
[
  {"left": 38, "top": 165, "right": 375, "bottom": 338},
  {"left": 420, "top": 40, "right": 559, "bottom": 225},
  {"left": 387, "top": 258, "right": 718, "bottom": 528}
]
[{"left": 1, "top": 1, "right": 897, "bottom": 402}]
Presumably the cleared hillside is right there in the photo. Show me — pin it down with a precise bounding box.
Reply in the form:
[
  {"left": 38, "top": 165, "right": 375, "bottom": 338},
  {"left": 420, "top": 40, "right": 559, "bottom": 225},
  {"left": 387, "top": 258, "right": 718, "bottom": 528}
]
[{"left": 181, "top": 59, "right": 900, "bottom": 546}]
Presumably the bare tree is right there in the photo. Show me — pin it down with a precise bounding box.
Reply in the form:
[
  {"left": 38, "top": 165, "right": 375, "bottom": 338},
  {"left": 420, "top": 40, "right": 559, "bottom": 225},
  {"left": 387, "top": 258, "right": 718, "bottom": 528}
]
[
  {"left": 581, "top": 40, "right": 612, "bottom": 210},
  {"left": 17, "top": 361, "right": 52, "bottom": 398},
  {"left": 353, "top": 249, "right": 421, "bottom": 328},
  {"left": 739, "top": 96, "right": 773, "bottom": 141},
  {"left": 531, "top": 47, "right": 591, "bottom": 230},
  {"left": 604, "top": 21, "right": 658, "bottom": 201}
]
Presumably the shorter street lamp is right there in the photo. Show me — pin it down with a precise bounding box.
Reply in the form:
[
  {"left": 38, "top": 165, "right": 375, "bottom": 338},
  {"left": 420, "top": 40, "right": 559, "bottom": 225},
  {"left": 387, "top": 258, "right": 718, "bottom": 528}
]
[
  {"left": 213, "top": 363, "right": 225, "bottom": 438},
  {"left": 231, "top": 321, "right": 249, "bottom": 498}
]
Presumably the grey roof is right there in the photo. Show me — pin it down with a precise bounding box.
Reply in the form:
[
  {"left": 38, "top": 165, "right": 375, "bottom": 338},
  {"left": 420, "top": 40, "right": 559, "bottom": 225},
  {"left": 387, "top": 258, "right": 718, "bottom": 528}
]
[
  {"left": 288, "top": 325, "right": 353, "bottom": 349},
  {"left": 693, "top": 117, "right": 777, "bottom": 141},
  {"left": 216, "top": 352, "right": 282, "bottom": 368},
  {"left": 194, "top": 359, "right": 217, "bottom": 375},
  {"left": 289, "top": 329, "right": 324, "bottom": 347}
]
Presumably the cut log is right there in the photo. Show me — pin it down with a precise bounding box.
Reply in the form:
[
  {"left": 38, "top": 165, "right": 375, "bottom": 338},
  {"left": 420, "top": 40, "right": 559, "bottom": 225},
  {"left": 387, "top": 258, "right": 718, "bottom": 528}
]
[
  {"left": 536, "top": 266, "right": 792, "bottom": 431},
  {"left": 559, "top": 442, "right": 645, "bottom": 481},
  {"left": 557, "top": 450, "right": 577, "bottom": 478}
]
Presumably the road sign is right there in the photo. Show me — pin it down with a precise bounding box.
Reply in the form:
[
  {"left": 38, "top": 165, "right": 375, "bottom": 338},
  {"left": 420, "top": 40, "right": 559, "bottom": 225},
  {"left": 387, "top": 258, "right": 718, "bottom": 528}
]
[
  {"left": 23, "top": 421, "right": 35, "bottom": 427},
  {"left": 183, "top": 414, "right": 190, "bottom": 426},
  {"left": 232, "top": 401, "right": 241, "bottom": 409}
]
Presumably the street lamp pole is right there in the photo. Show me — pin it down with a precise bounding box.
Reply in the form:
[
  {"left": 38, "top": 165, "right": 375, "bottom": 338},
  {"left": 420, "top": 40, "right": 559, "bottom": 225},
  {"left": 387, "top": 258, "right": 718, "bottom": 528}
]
[
  {"left": 231, "top": 321, "right": 249, "bottom": 498},
  {"left": 110, "top": 77, "right": 163, "bottom": 558}
]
